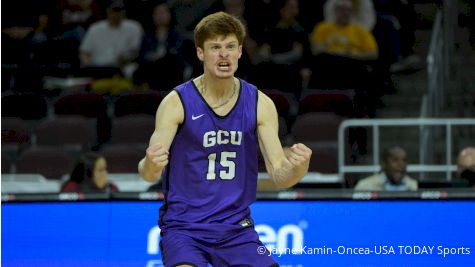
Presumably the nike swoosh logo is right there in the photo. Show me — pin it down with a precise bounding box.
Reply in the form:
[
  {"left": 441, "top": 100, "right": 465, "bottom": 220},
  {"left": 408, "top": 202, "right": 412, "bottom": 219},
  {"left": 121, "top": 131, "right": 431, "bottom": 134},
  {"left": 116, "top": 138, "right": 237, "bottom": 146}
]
[{"left": 192, "top": 114, "right": 204, "bottom": 120}]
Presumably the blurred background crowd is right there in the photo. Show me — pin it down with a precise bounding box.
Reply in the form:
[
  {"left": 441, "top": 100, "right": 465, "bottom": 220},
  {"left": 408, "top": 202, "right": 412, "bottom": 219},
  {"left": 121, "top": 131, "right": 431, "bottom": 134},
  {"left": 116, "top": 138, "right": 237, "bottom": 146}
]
[
  {"left": 2, "top": 0, "right": 430, "bottom": 96},
  {"left": 2, "top": 0, "right": 475, "bottom": 193}
]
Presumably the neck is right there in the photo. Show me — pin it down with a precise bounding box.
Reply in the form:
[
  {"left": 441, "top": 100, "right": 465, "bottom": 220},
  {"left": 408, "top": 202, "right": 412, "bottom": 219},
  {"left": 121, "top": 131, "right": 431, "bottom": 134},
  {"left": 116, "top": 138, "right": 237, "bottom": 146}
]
[
  {"left": 201, "top": 75, "right": 234, "bottom": 96},
  {"left": 200, "top": 75, "right": 236, "bottom": 109}
]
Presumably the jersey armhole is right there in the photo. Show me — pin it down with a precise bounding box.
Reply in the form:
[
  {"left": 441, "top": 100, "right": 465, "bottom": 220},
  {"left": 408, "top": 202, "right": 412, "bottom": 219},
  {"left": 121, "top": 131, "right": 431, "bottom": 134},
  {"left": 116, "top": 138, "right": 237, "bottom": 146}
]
[{"left": 173, "top": 88, "right": 186, "bottom": 135}]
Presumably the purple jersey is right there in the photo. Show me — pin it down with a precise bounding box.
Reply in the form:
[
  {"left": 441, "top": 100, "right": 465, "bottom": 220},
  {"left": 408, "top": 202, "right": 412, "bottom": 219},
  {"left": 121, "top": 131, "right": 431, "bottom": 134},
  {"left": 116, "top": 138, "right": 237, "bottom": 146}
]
[{"left": 159, "top": 79, "right": 258, "bottom": 241}]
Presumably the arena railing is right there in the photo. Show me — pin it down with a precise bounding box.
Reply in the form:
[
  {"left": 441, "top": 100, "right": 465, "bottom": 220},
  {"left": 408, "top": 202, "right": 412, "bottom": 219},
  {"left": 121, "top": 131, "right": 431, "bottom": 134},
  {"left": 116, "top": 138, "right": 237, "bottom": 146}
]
[
  {"left": 421, "top": 1, "right": 458, "bottom": 166},
  {"left": 423, "top": 0, "right": 457, "bottom": 119},
  {"left": 338, "top": 118, "right": 475, "bottom": 182}
]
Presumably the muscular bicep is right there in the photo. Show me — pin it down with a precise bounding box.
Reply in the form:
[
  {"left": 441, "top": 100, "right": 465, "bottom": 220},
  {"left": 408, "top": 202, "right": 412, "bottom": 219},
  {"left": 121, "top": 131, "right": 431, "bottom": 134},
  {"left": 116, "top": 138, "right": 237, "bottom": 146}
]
[
  {"left": 148, "top": 91, "right": 184, "bottom": 151},
  {"left": 257, "top": 91, "right": 287, "bottom": 172}
]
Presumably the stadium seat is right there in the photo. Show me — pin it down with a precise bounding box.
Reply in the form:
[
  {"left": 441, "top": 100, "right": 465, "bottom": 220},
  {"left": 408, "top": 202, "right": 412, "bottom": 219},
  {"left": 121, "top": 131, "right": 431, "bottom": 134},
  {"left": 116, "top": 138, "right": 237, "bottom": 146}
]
[
  {"left": 2, "top": 94, "right": 48, "bottom": 120},
  {"left": 54, "top": 91, "right": 108, "bottom": 118},
  {"left": 16, "top": 146, "right": 75, "bottom": 180},
  {"left": 307, "top": 142, "right": 339, "bottom": 174},
  {"left": 113, "top": 90, "right": 163, "bottom": 117},
  {"left": 258, "top": 141, "right": 339, "bottom": 174},
  {"left": 35, "top": 115, "right": 96, "bottom": 152},
  {"left": 2, "top": 153, "right": 14, "bottom": 173},
  {"left": 1, "top": 117, "right": 32, "bottom": 156},
  {"left": 291, "top": 112, "right": 343, "bottom": 143},
  {"left": 100, "top": 144, "right": 145, "bottom": 173},
  {"left": 261, "top": 89, "right": 295, "bottom": 117},
  {"left": 111, "top": 114, "right": 155, "bottom": 144},
  {"left": 278, "top": 116, "right": 289, "bottom": 143},
  {"left": 298, "top": 89, "right": 354, "bottom": 116}
]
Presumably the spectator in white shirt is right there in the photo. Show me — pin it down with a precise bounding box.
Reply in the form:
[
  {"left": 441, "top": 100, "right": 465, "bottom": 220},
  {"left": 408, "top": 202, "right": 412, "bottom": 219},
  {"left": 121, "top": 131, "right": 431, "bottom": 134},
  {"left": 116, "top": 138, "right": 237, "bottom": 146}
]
[{"left": 79, "top": 0, "right": 143, "bottom": 67}]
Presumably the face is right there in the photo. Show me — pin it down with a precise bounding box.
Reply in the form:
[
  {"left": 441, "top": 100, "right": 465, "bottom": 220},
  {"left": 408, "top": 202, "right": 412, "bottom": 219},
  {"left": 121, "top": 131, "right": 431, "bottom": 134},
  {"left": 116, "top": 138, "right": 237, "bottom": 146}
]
[
  {"left": 93, "top": 157, "right": 108, "bottom": 189},
  {"left": 335, "top": 1, "right": 352, "bottom": 25},
  {"left": 382, "top": 149, "right": 407, "bottom": 184},
  {"left": 153, "top": 4, "right": 171, "bottom": 27},
  {"left": 281, "top": 0, "right": 299, "bottom": 20},
  {"left": 197, "top": 34, "right": 242, "bottom": 79}
]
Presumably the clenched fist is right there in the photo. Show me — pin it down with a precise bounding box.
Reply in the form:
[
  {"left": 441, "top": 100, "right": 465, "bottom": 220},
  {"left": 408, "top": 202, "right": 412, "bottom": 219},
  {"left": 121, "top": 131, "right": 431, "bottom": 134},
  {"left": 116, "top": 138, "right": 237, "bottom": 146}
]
[
  {"left": 286, "top": 143, "right": 312, "bottom": 168},
  {"left": 145, "top": 143, "right": 170, "bottom": 173}
]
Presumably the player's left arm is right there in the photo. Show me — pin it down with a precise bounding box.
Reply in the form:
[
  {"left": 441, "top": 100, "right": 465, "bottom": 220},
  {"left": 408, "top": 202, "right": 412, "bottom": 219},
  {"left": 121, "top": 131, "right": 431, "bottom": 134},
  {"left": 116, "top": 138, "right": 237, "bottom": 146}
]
[{"left": 256, "top": 91, "right": 312, "bottom": 189}]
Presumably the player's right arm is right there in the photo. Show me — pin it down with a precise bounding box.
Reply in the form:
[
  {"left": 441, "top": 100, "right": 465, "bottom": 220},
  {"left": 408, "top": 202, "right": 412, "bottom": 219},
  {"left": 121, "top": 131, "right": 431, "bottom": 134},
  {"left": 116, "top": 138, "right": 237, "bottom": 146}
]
[
  {"left": 256, "top": 91, "right": 312, "bottom": 189},
  {"left": 138, "top": 91, "right": 184, "bottom": 182}
]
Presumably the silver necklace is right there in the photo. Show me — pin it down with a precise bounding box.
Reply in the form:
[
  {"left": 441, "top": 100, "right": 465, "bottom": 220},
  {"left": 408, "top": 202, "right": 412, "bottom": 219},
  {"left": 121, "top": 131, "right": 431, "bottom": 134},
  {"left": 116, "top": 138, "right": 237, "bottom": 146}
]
[{"left": 202, "top": 79, "right": 237, "bottom": 109}]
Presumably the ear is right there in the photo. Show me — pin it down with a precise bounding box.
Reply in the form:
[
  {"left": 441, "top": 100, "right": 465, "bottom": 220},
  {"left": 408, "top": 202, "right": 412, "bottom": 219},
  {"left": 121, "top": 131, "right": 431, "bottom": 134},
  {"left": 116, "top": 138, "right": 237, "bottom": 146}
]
[
  {"left": 197, "top": 47, "right": 204, "bottom": 62},
  {"left": 238, "top": 45, "right": 243, "bottom": 59}
]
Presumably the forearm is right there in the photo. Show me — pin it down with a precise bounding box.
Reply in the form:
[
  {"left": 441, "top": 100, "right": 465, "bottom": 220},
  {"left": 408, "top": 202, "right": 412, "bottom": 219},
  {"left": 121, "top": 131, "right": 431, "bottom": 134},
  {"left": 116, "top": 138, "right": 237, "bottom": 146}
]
[
  {"left": 269, "top": 159, "right": 307, "bottom": 189},
  {"left": 257, "top": 92, "right": 312, "bottom": 189},
  {"left": 138, "top": 157, "right": 163, "bottom": 183}
]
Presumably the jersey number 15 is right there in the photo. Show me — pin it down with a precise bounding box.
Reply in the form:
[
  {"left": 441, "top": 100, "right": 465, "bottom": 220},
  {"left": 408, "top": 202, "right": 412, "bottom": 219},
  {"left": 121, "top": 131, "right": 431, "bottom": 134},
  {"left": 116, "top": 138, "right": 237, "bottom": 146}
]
[{"left": 206, "top": 152, "right": 236, "bottom": 180}]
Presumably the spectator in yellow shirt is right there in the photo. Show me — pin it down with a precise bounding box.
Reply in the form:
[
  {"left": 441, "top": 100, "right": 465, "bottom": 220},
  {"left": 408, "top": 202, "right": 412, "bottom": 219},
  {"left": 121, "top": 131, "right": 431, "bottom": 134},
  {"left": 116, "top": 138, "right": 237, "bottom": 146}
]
[
  {"left": 310, "top": 0, "right": 378, "bottom": 60},
  {"left": 306, "top": 0, "right": 382, "bottom": 121}
]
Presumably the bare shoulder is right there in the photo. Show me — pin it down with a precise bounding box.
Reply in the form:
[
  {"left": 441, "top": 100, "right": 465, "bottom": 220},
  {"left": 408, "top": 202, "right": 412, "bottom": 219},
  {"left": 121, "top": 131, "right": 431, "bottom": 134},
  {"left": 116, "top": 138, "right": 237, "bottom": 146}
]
[
  {"left": 257, "top": 90, "right": 273, "bottom": 106},
  {"left": 162, "top": 90, "right": 182, "bottom": 106},
  {"left": 257, "top": 90, "right": 277, "bottom": 124},
  {"left": 156, "top": 90, "right": 184, "bottom": 124}
]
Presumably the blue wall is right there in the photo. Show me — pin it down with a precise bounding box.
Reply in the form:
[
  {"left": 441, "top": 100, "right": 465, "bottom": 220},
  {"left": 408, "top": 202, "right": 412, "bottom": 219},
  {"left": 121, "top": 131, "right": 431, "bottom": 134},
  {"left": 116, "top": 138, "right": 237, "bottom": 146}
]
[{"left": 2, "top": 201, "right": 475, "bottom": 266}]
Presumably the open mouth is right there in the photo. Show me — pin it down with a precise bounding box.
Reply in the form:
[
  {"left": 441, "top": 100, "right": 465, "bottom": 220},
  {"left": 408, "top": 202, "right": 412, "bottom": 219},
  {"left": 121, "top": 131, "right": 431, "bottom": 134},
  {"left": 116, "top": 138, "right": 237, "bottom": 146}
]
[{"left": 217, "top": 62, "right": 231, "bottom": 71}]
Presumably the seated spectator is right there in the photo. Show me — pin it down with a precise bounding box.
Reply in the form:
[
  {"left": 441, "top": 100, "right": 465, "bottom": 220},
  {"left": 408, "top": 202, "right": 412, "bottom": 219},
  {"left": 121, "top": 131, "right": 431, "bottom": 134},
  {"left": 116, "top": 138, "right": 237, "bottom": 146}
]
[
  {"left": 79, "top": 0, "right": 143, "bottom": 77},
  {"left": 457, "top": 147, "right": 475, "bottom": 188},
  {"left": 134, "top": 2, "right": 185, "bottom": 90},
  {"left": 61, "top": 152, "right": 119, "bottom": 193},
  {"left": 27, "top": 14, "right": 55, "bottom": 64},
  {"left": 253, "top": 0, "right": 309, "bottom": 94},
  {"left": 355, "top": 146, "right": 418, "bottom": 191},
  {"left": 56, "top": 0, "right": 102, "bottom": 66},
  {"left": 309, "top": 0, "right": 381, "bottom": 116},
  {"left": 311, "top": 0, "right": 378, "bottom": 61}
]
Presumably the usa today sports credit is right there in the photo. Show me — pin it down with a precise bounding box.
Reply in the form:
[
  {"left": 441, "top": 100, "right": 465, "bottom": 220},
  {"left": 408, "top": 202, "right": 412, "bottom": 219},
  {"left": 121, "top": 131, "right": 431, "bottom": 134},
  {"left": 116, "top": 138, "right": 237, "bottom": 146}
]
[{"left": 262, "top": 245, "right": 471, "bottom": 258}]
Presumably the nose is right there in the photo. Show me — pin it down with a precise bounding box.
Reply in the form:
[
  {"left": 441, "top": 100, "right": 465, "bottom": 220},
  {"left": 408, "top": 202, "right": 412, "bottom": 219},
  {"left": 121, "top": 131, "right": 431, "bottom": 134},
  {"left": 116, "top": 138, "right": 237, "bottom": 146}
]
[{"left": 219, "top": 48, "right": 229, "bottom": 58}]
